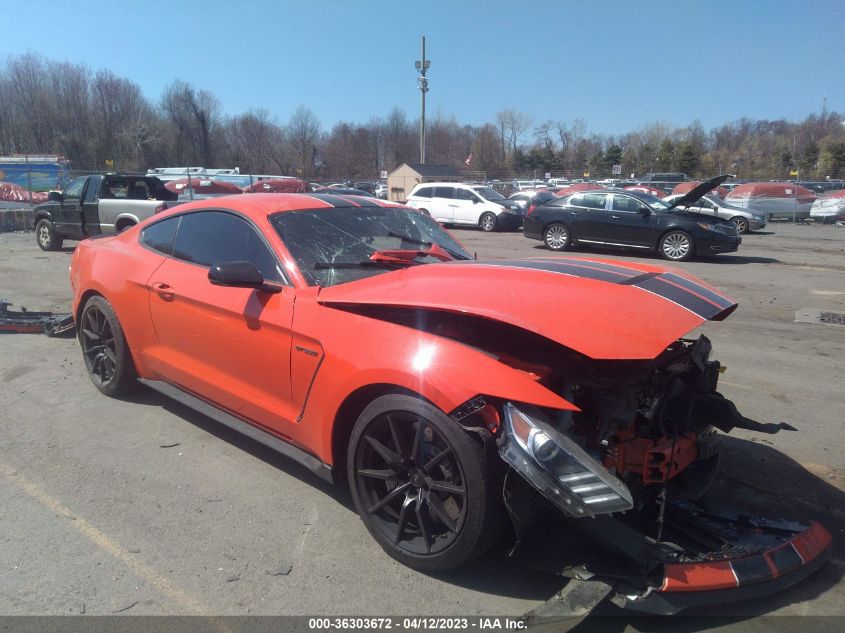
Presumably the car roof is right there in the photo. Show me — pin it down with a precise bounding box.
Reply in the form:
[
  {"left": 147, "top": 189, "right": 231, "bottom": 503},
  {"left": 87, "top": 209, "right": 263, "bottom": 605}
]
[{"left": 151, "top": 193, "right": 407, "bottom": 224}]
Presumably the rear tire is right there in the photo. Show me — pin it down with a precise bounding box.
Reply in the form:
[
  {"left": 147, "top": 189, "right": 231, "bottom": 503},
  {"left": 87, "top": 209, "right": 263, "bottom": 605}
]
[
  {"left": 79, "top": 296, "right": 138, "bottom": 397},
  {"left": 36, "top": 218, "right": 63, "bottom": 251},
  {"left": 347, "top": 394, "right": 500, "bottom": 572}
]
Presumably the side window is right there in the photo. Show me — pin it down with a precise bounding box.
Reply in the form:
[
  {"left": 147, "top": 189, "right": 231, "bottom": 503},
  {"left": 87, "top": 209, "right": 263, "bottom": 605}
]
[
  {"left": 455, "top": 188, "right": 475, "bottom": 201},
  {"left": 83, "top": 178, "right": 101, "bottom": 204},
  {"left": 567, "top": 194, "right": 584, "bottom": 207},
  {"left": 63, "top": 177, "right": 86, "bottom": 202},
  {"left": 172, "top": 211, "right": 284, "bottom": 282},
  {"left": 140, "top": 216, "right": 181, "bottom": 256},
  {"left": 414, "top": 187, "right": 432, "bottom": 198},
  {"left": 612, "top": 195, "right": 638, "bottom": 212},
  {"left": 433, "top": 187, "right": 454, "bottom": 199},
  {"left": 582, "top": 193, "right": 608, "bottom": 209}
]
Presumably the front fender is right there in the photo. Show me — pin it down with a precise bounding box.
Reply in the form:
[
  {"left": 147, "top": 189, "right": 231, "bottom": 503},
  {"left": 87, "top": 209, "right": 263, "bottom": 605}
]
[
  {"left": 32, "top": 203, "right": 55, "bottom": 226},
  {"left": 296, "top": 305, "right": 577, "bottom": 464}
]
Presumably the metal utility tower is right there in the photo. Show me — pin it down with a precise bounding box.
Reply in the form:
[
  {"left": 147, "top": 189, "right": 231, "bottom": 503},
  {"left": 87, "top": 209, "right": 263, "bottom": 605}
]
[{"left": 415, "top": 36, "right": 430, "bottom": 163}]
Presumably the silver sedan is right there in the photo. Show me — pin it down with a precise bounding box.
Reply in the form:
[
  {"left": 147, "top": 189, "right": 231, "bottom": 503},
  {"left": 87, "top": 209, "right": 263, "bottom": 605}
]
[{"left": 662, "top": 194, "right": 767, "bottom": 233}]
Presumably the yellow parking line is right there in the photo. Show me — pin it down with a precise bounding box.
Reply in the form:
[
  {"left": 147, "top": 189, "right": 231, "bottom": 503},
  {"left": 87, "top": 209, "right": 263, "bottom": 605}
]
[{"left": 0, "top": 461, "right": 211, "bottom": 615}]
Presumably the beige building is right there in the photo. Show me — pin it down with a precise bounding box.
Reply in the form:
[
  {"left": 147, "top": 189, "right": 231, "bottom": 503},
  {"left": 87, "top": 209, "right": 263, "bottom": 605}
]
[{"left": 386, "top": 163, "right": 462, "bottom": 202}]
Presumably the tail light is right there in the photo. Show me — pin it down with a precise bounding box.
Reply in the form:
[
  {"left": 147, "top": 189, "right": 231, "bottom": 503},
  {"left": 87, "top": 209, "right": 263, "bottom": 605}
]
[
  {"left": 154, "top": 203, "right": 167, "bottom": 214},
  {"left": 527, "top": 203, "right": 537, "bottom": 216}
]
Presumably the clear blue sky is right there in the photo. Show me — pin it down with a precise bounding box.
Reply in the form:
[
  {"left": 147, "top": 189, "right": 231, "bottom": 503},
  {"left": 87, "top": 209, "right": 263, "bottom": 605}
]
[{"left": 2, "top": 0, "right": 844, "bottom": 136}]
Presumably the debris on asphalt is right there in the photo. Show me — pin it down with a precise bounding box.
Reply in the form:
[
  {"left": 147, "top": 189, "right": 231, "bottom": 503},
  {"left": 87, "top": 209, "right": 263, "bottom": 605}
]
[
  {"left": 127, "top": 547, "right": 140, "bottom": 554},
  {"left": 225, "top": 574, "right": 240, "bottom": 582},
  {"left": 0, "top": 299, "right": 75, "bottom": 336},
  {"left": 159, "top": 442, "right": 180, "bottom": 448},
  {"left": 111, "top": 601, "right": 138, "bottom": 613},
  {"left": 269, "top": 562, "right": 293, "bottom": 576}
]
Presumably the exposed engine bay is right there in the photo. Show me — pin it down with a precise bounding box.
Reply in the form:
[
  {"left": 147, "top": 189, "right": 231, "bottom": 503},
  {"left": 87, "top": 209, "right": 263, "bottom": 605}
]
[{"left": 353, "top": 306, "right": 796, "bottom": 512}]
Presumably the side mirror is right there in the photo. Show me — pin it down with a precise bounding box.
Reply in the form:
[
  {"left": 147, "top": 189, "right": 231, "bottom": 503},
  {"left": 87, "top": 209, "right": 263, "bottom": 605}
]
[
  {"left": 48, "top": 191, "right": 63, "bottom": 202},
  {"left": 637, "top": 206, "right": 651, "bottom": 215},
  {"left": 208, "top": 261, "right": 281, "bottom": 293}
]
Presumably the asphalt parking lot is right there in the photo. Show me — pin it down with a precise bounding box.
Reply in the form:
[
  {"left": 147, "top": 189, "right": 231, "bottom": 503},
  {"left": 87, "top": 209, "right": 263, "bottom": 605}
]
[{"left": 1, "top": 223, "right": 844, "bottom": 626}]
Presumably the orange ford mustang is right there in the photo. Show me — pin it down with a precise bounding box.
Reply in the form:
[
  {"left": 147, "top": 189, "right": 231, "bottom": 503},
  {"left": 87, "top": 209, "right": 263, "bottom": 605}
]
[{"left": 69, "top": 193, "right": 829, "bottom": 613}]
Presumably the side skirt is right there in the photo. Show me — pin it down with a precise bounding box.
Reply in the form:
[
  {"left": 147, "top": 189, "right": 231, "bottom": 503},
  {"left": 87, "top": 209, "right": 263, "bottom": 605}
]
[{"left": 139, "top": 378, "right": 335, "bottom": 484}]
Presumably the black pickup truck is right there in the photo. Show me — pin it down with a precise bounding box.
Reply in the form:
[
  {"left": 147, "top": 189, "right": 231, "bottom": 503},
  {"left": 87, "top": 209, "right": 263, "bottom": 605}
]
[{"left": 33, "top": 173, "right": 178, "bottom": 250}]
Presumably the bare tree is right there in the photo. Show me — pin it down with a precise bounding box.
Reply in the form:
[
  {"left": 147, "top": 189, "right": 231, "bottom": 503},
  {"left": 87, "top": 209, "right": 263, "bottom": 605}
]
[
  {"left": 161, "top": 80, "right": 221, "bottom": 165},
  {"left": 223, "top": 109, "right": 286, "bottom": 175},
  {"left": 286, "top": 105, "right": 321, "bottom": 177},
  {"left": 381, "top": 107, "right": 415, "bottom": 169},
  {"left": 496, "top": 109, "right": 533, "bottom": 155}
]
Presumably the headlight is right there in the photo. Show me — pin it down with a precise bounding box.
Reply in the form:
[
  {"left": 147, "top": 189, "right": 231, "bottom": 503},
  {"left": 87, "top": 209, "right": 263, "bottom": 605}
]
[
  {"left": 699, "top": 222, "right": 736, "bottom": 235},
  {"left": 499, "top": 403, "right": 633, "bottom": 517}
]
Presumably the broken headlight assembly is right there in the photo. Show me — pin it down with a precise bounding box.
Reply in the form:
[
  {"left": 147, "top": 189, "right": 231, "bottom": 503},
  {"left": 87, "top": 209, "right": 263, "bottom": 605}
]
[{"left": 499, "top": 402, "right": 633, "bottom": 517}]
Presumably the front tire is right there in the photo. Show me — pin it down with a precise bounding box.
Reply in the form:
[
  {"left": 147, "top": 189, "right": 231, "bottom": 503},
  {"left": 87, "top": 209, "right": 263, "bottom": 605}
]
[
  {"left": 543, "top": 222, "right": 570, "bottom": 251},
  {"left": 731, "top": 217, "right": 750, "bottom": 233},
  {"left": 35, "top": 218, "right": 63, "bottom": 251},
  {"left": 479, "top": 212, "right": 498, "bottom": 232},
  {"left": 659, "top": 230, "right": 694, "bottom": 261},
  {"left": 347, "top": 394, "right": 499, "bottom": 572},
  {"left": 79, "top": 296, "right": 138, "bottom": 397}
]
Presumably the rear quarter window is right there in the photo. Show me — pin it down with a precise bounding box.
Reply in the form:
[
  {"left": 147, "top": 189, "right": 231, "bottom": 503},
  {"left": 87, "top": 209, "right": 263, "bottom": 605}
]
[
  {"left": 582, "top": 193, "right": 607, "bottom": 209},
  {"left": 140, "top": 216, "right": 181, "bottom": 256}
]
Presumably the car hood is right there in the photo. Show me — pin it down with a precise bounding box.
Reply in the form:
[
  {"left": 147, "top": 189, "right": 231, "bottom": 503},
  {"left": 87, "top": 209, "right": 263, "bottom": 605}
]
[
  {"left": 666, "top": 209, "right": 734, "bottom": 225},
  {"left": 317, "top": 257, "right": 737, "bottom": 360},
  {"left": 665, "top": 175, "right": 732, "bottom": 211}
]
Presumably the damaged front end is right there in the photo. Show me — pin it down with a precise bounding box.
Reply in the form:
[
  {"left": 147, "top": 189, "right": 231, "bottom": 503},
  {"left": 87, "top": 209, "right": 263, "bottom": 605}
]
[{"left": 454, "top": 333, "right": 829, "bottom": 614}]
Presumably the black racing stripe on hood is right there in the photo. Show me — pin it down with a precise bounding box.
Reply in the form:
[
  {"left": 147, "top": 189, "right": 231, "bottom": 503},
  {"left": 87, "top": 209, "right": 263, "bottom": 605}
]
[
  {"left": 634, "top": 276, "right": 728, "bottom": 320},
  {"left": 528, "top": 257, "right": 644, "bottom": 277},
  {"left": 462, "top": 259, "right": 636, "bottom": 284},
  {"left": 453, "top": 258, "right": 735, "bottom": 320},
  {"left": 659, "top": 272, "right": 735, "bottom": 310}
]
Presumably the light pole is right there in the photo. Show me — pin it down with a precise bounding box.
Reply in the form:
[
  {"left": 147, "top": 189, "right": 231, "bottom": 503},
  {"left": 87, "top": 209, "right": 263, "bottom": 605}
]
[{"left": 415, "top": 36, "right": 430, "bottom": 164}]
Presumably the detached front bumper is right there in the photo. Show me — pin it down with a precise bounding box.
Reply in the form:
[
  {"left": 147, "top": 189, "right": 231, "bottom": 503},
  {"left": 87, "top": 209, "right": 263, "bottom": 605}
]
[
  {"left": 615, "top": 521, "right": 832, "bottom": 614},
  {"left": 498, "top": 401, "right": 833, "bottom": 616}
]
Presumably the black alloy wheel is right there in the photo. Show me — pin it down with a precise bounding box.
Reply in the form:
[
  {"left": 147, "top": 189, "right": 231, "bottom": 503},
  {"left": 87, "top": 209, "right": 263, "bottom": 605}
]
[
  {"left": 348, "top": 395, "right": 498, "bottom": 572},
  {"left": 79, "top": 296, "right": 137, "bottom": 397}
]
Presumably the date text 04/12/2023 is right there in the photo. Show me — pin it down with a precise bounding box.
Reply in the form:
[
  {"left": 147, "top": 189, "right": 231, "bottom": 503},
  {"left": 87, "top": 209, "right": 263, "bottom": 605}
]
[{"left": 307, "top": 617, "right": 527, "bottom": 630}]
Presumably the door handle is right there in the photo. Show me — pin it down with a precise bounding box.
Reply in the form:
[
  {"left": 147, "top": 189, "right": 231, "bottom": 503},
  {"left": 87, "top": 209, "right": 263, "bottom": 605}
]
[
  {"left": 611, "top": 215, "right": 622, "bottom": 219},
  {"left": 151, "top": 282, "right": 175, "bottom": 301}
]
